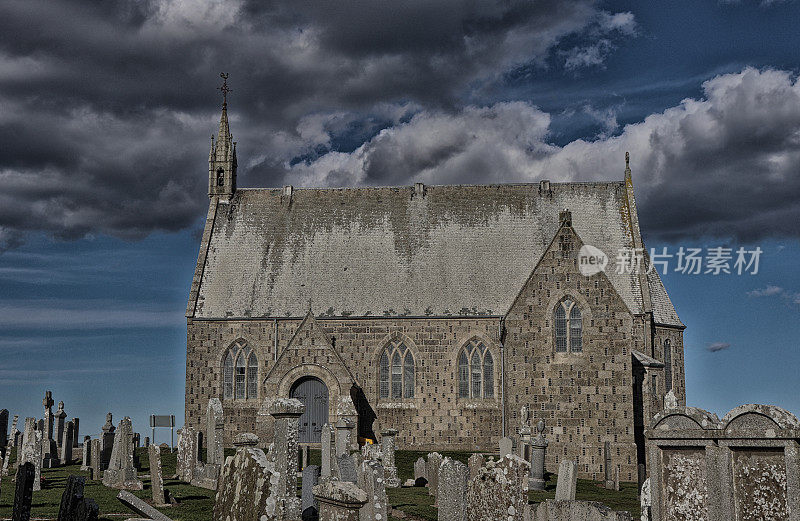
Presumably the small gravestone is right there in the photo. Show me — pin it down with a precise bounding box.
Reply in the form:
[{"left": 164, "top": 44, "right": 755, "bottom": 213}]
[
  {"left": 467, "top": 453, "right": 484, "bottom": 480},
  {"left": 213, "top": 447, "right": 281, "bottom": 521},
  {"left": 60, "top": 421, "right": 74, "bottom": 465},
  {"left": 102, "top": 417, "right": 143, "bottom": 490},
  {"left": 438, "top": 458, "right": 468, "bottom": 521},
  {"left": 466, "top": 454, "right": 529, "bottom": 521},
  {"left": 426, "top": 452, "right": 443, "bottom": 497},
  {"left": 88, "top": 439, "right": 101, "bottom": 480},
  {"left": 117, "top": 490, "right": 172, "bottom": 521},
  {"left": 301, "top": 464, "right": 320, "bottom": 521},
  {"left": 148, "top": 444, "right": 168, "bottom": 506},
  {"left": 414, "top": 457, "right": 427, "bottom": 486},
  {"left": 57, "top": 474, "right": 85, "bottom": 521},
  {"left": 81, "top": 436, "right": 91, "bottom": 470},
  {"left": 12, "top": 462, "right": 35, "bottom": 521},
  {"left": 313, "top": 480, "right": 367, "bottom": 521},
  {"left": 554, "top": 460, "right": 577, "bottom": 500},
  {"left": 499, "top": 436, "right": 513, "bottom": 457},
  {"left": 100, "top": 413, "right": 115, "bottom": 470},
  {"left": 358, "top": 459, "right": 388, "bottom": 521},
  {"left": 337, "top": 454, "right": 358, "bottom": 483}
]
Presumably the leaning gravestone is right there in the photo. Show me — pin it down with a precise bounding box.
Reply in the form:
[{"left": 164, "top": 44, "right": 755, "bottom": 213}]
[
  {"left": 12, "top": 462, "right": 35, "bottom": 521},
  {"left": 465, "top": 454, "right": 529, "bottom": 521},
  {"left": 426, "top": 452, "right": 443, "bottom": 497},
  {"left": 413, "top": 457, "right": 427, "bottom": 486},
  {"left": 117, "top": 490, "right": 171, "bottom": 521},
  {"left": 438, "top": 458, "right": 468, "bottom": 521},
  {"left": 301, "top": 464, "right": 321, "bottom": 521},
  {"left": 554, "top": 459, "right": 578, "bottom": 500},
  {"left": 149, "top": 444, "right": 168, "bottom": 507},
  {"left": 102, "top": 417, "right": 143, "bottom": 490},
  {"left": 213, "top": 445, "right": 281, "bottom": 521}
]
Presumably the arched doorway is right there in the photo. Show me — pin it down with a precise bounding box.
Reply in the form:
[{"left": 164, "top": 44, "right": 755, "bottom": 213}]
[{"left": 290, "top": 376, "right": 329, "bottom": 443}]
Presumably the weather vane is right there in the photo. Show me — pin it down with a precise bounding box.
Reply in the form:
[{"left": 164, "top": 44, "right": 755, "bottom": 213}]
[{"left": 218, "top": 72, "right": 232, "bottom": 106}]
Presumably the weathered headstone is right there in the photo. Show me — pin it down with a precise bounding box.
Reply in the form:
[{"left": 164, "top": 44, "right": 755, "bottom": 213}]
[
  {"left": 149, "top": 444, "right": 168, "bottom": 506},
  {"left": 554, "top": 460, "right": 577, "bottom": 500},
  {"left": 531, "top": 500, "right": 633, "bottom": 520},
  {"left": 499, "top": 436, "right": 513, "bottom": 457},
  {"left": 603, "top": 441, "right": 614, "bottom": 489},
  {"left": 102, "top": 416, "right": 143, "bottom": 490},
  {"left": 320, "top": 423, "right": 332, "bottom": 479},
  {"left": 1, "top": 441, "right": 12, "bottom": 476},
  {"left": 380, "top": 428, "right": 400, "bottom": 487},
  {"left": 117, "top": 490, "right": 172, "bottom": 521},
  {"left": 467, "top": 453, "right": 484, "bottom": 481},
  {"left": 426, "top": 452, "right": 442, "bottom": 497},
  {"left": 71, "top": 418, "right": 80, "bottom": 449},
  {"left": 358, "top": 459, "right": 388, "bottom": 521},
  {"left": 313, "top": 480, "right": 367, "bottom": 521},
  {"left": 438, "top": 458, "right": 468, "bottom": 521},
  {"left": 337, "top": 454, "right": 358, "bottom": 483},
  {"left": 414, "top": 456, "right": 428, "bottom": 486},
  {"left": 57, "top": 474, "right": 85, "bottom": 521},
  {"left": 270, "top": 398, "right": 305, "bottom": 520},
  {"left": 334, "top": 418, "right": 353, "bottom": 458},
  {"left": 60, "top": 421, "right": 74, "bottom": 465},
  {"left": 301, "top": 464, "right": 321, "bottom": 521},
  {"left": 465, "top": 454, "right": 529, "bottom": 521},
  {"left": 55, "top": 401, "right": 67, "bottom": 449},
  {"left": 100, "top": 413, "right": 115, "bottom": 470},
  {"left": 12, "top": 462, "right": 35, "bottom": 521},
  {"left": 529, "top": 419, "right": 548, "bottom": 491},
  {"left": 175, "top": 426, "right": 197, "bottom": 482},
  {"left": 88, "top": 438, "right": 101, "bottom": 481},
  {"left": 0, "top": 409, "right": 8, "bottom": 452},
  {"left": 10, "top": 415, "right": 19, "bottom": 447},
  {"left": 213, "top": 446, "right": 281, "bottom": 521},
  {"left": 639, "top": 477, "right": 651, "bottom": 521},
  {"left": 81, "top": 436, "right": 91, "bottom": 470},
  {"left": 206, "top": 398, "right": 224, "bottom": 466},
  {"left": 19, "top": 423, "right": 42, "bottom": 491}
]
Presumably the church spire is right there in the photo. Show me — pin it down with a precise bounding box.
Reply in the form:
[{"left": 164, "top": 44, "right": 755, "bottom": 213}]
[{"left": 209, "top": 73, "right": 237, "bottom": 200}]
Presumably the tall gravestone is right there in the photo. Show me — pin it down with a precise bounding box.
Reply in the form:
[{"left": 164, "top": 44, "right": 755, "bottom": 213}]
[
  {"left": 100, "top": 413, "right": 115, "bottom": 470},
  {"left": 380, "top": 428, "right": 400, "bottom": 487},
  {"left": 148, "top": 444, "right": 168, "bottom": 506},
  {"left": 55, "top": 401, "right": 67, "bottom": 449},
  {"left": 176, "top": 426, "right": 197, "bottom": 482},
  {"left": 41, "top": 392, "right": 58, "bottom": 468},
  {"left": 10, "top": 415, "right": 19, "bottom": 448},
  {"left": 71, "top": 418, "right": 80, "bottom": 449},
  {"left": 2, "top": 440, "right": 12, "bottom": 476},
  {"left": 60, "top": 421, "right": 74, "bottom": 465},
  {"left": 554, "top": 460, "right": 577, "bottom": 500},
  {"left": 102, "top": 416, "right": 143, "bottom": 490},
  {"left": 358, "top": 459, "right": 388, "bottom": 521},
  {"left": 12, "top": 462, "right": 35, "bottom": 521},
  {"left": 320, "top": 423, "right": 332, "bottom": 479},
  {"left": 213, "top": 443, "right": 281, "bottom": 521},
  {"left": 529, "top": 419, "right": 548, "bottom": 491},
  {"left": 438, "top": 458, "right": 468, "bottom": 521},
  {"left": 81, "top": 436, "right": 91, "bottom": 470},
  {"left": 301, "top": 464, "right": 321, "bottom": 521},
  {"left": 206, "top": 398, "right": 224, "bottom": 465},
  {"left": 88, "top": 439, "right": 101, "bottom": 481},
  {"left": 426, "top": 452, "right": 443, "bottom": 497},
  {"left": 270, "top": 398, "right": 305, "bottom": 521}
]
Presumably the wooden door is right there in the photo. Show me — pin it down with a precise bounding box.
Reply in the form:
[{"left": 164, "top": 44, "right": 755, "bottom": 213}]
[{"left": 290, "top": 377, "right": 329, "bottom": 443}]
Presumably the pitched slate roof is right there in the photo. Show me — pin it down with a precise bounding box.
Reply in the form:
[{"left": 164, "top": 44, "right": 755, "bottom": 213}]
[{"left": 187, "top": 181, "right": 680, "bottom": 325}]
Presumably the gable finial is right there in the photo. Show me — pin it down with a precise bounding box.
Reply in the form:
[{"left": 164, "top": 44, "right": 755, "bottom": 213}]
[
  {"left": 625, "top": 151, "right": 629, "bottom": 169},
  {"left": 218, "top": 72, "right": 232, "bottom": 107}
]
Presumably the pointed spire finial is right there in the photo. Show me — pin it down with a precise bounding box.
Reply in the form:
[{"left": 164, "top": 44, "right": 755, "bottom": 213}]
[
  {"left": 218, "top": 72, "right": 232, "bottom": 107},
  {"left": 625, "top": 151, "right": 629, "bottom": 169}
]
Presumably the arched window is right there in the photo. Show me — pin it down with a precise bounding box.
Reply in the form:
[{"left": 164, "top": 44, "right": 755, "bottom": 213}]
[
  {"left": 222, "top": 340, "right": 258, "bottom": 400},
  {"left": 664, "top": 339, "right": 672, "bottom": 393},
  {"left": 458, "top": 339, "right": 494, "bottom": 398},
  {"left": 216, "top": 168, "right": 225, "bottom": 186},
  {"left": 555, "top": 298, "right": 582, "bottom": 353},
  {"left": 379, "top": 341, "right": 415, "bottom": 399}
]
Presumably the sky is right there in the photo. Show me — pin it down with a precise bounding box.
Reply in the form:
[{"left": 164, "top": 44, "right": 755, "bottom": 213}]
[{"left": 1, "top": 0, "right": 800, "bottom": 440}]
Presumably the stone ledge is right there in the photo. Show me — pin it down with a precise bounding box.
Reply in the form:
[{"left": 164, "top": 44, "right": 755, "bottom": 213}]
[{"left": 377, "top": 402, "right": 419, "bottom": 410}]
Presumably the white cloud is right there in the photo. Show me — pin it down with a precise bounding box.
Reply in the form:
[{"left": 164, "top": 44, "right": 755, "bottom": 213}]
[{"left": 747, "top": 285, "right": 785, "bottom": 297}]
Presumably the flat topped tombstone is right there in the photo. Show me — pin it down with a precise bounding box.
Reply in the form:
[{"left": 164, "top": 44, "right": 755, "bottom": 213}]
[
  {"left": 88, "top": 438, "right": 101, "bottom": 481},
  {"left": 60, "top": 421, "right": 74, "bottom": 465},
  {"left": 438, "top": 458, "right": 468, "bottom": 521},
  {"left": 71, "top": 418, "right": 80, "bottom": 448},
  {"left": 313, "top": 480, "right": 367, "bottom": 521},
  {"left": 13, "top": 462, "right": 35, "bottom": 521},
  {"left": 554, "top": 460, "right": 577, "bottom": 500},
  {"left": 426, "top": 452, "right": 443, "bottom": 497},
  {"left": 176, "top": 426, "right": 197, "bottom": 482},
  {"left": 81, "top": 436, "right": 91, "bottom": 470},
  {"left": 213, "top": 446, "right": 281, "bottom": 521}
]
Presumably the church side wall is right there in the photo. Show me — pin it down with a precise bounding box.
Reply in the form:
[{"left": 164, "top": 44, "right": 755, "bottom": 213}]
[
  {"left": 504, "top": 224, "right": 639, "bottom": 481},
  {"left": 652, "top": 326, "right": 686, "bottom": 406}
]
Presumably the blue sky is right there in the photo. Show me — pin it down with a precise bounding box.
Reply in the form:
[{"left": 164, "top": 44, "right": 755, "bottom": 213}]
[{"left": 1, "top": 0, "right": 799, "bottom": 437}]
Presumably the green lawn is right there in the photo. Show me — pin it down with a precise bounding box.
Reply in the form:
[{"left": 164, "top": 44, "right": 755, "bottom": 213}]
[{"left": 1, "top": 447, "right": 638, "bottom": 521}]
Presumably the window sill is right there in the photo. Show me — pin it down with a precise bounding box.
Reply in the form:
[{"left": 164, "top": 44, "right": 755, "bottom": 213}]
[
  {"left": 459, "top": 400, "right": 500, "bottom": 410},
  {"left": 377, "top": 401, "right": 418, "bottom": 410}
]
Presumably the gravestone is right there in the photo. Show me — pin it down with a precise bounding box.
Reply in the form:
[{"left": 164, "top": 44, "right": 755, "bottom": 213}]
[
  {"left": 42, "top": 393, "right": 59, "bottom": 468},
  {"left": 0, "top": 409, "right": 8, "bottom": 452},
  {"left": 81, "top": 436, "right": 91, "bottom": 470},
  {"left": 465, "top": 454, "right": 529, "bottom": 521},
  {"left": 301, "top": 464, "right": 321, "bottom": 521},
  {"left": 640, "top": 477, "right": 651, "bottom": 521},
  {"left": 206, "top": 398, "right": 224, "bottom": 466},
  {"left": 320, "top": 423, "right": 332, "bottom": 479},
  {"left": 613, "top": 466, "right": 620, "bottom": 492},
  {"left": 117, "top": 491, "right": 171, "bottom": 521},
  {"left": 413, "top": 457, "right": 427, "bottom": 486},
  {"left": 554, "top": 460, "right": 577, "bottom": 500},
  {"left": 603, "top": 442, "right": 614, "bottom": 489},
  {"left": 148, "top": 444, "right": 168, "bottom": 507},
  {"left": 358, "top": 459, "right": 388, "bottom": 521},
  {"left": 313, "top": 480, "right": 367, "bottom": 521},
  {"left": 10, "top": 415, "right": 19, "bottom": 447},
  {"left": 337, "top": 454, "right": 358, "bottom": 483},
  {"left": 438, "top": 458, "right": 468, "bottom": 521},
  {"left": 270, "top": 398, "right": 305, "bottom": 521},
  {"left": 334, "top": 418, "right": 353, "bottom": 458},
  {"left": 213, "top": 446, "right": 281, "bottom": 521},
  {"left": 71, "top": 418, "right": 80, "bottom": 449},
  {"left": 499, "top": 436, "right": 513, "bottom": 458},
  {"left": 102, "top": 416, "right": 143, "bottom": 490},
  {"left": 467, "top": 453, "right": 484, "bottom": 480},
  {"left": 426, "top": 452, "right": 442, "bottom": 497},
  {"left": 530, "top": 500, "right": 633, "bottom": 520},
  {"left": 100, "top": 413, "right": 115, "bottom": 470},
  {"left": 57, "top": 474, "right": 85, "bottom": 521},
  {"left": 60, "top": 421, "right": 74, "bottom": 465},
  {"left": 380, "top": 428, "right": 400, "bottom": 487},
  {"left": 529, "top": 419, "right": 548, "bottom": 491},
  {"left": 1, "top": 441, "right": 12, "bottom": 476},
  {"left": 21, "top": 425, "right": 42, "bottom": 491},
  {"left": 55, "top": 401, "right": 67, "bottom": 449},
  {"left": 88, "top": 439, "right": 101, "bottom": 480},
  {"left": 12, "top": 462, "right": 35, "bottom": 521},
  {"left": 175, "top": 426, "right": 197, "bottom": 482}
]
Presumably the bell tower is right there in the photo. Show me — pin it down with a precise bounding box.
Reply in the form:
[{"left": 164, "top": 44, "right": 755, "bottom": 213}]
[{"left": 209, "top": 72, "right": 237, "bottom": 201}]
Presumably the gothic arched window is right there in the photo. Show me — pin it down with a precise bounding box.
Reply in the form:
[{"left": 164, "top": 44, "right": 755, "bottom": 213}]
[
  {"left": 216, "top": 167, "right": 225, "bottom": 186},
  {"left": 664, "top": 339, "right": 672, "bottom": 393},
  {"left": 222, "top": 340, "right": 258, "bottom": 400},
  {"left": 555, "top": 298, "right": 582, "bottom": 353},
  {"left": 379, "top": 341, "right": 415, "bottom": 399},
  {"left": 458, "top": 339, "right": 494, "bottom": 398}
]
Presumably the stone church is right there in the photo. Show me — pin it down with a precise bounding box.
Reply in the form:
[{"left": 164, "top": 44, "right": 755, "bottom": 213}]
[{"left": 185, "top": 97, "right": 686, "bottom": 481}]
